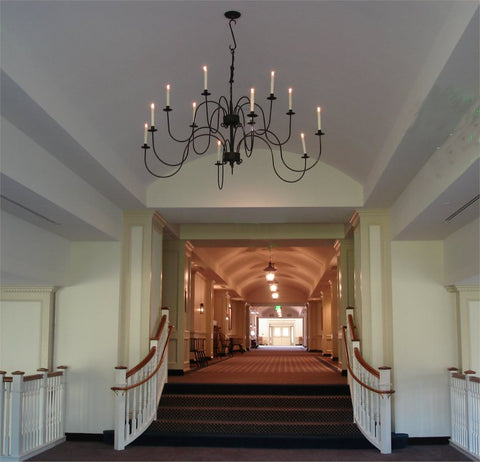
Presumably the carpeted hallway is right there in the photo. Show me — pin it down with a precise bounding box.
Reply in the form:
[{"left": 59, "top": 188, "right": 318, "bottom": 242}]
[
  {"left": 28, "top": 347, "right": 471, "bottom": 461},
  {"left": 169, "top": 346, "right": 346, "bottom": 385}
]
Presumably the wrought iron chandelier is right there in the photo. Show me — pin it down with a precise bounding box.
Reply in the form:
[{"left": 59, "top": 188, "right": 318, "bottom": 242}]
[{"left": 142, "top": 11, "right": 325, "bottom": 189}]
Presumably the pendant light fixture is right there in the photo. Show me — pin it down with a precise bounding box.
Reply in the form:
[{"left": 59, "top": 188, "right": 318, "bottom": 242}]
[{"left": 142, "top": 10, "right": 325, "bottom": 189}]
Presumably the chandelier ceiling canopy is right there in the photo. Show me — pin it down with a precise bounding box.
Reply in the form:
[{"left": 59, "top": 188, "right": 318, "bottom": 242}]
[{"left": 142, "top": 10, "right": 325, "bottom": 189}]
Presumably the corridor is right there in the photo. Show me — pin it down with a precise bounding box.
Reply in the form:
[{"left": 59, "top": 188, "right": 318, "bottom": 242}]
[{"left": 169, "top": 346, "right": 347, "bottom": 385}]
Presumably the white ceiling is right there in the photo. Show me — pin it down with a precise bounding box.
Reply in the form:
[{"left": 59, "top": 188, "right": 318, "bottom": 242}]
[{"left": 1, "top": 0, "right": 479, "bottom": 301}]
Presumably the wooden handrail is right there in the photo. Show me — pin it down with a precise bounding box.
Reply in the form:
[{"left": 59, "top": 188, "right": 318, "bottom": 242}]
[
  {"left": 342, "top": 325, "right": 394, "bottom": 396},
  {"left": 126, "top": 315, "right": 168, "bottom": 378},
  {"left": 23, "top": 374, "right": 44, "bottom": 382},
  {"left": 111, "top": 325, "right": 173, "bottom": 393},
  {"left": 47, "top": 371, "right": 64, "bottom": 378},
  {"left": 126, "top": 347, "right": 157, "bottom": 378},
  {"left": 347, "top": 314, "right": 359, "bottom": 341},
  {"left": 151, "top": 313, "right": 168, "bottom": 342},
  {"left": 354, "top": 347, "right": 380, "bottom": 379}
]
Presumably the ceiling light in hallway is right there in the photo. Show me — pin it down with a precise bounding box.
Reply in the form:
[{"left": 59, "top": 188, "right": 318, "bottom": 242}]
[{"left": 264, "top": 259, "right": 277, "bottom": 281}]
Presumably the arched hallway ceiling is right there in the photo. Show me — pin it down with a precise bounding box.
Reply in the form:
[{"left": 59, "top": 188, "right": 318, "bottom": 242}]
[{"left": 190, "top": 238, "right": 338, "bottom": 305}]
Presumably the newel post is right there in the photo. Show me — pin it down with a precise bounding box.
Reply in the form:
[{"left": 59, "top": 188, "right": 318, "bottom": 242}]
[
  {"left": 10, "top": 371, "right": 25, "bottom": 458},
  {"left": 113, "top": 366, "right": 128, "bottom": 451},
  {"left": 464, "top": 369, "right": 476, "bottom": 453},
  {"left": 379, "top": 366, "right": 392, "bottom": 454},
  {"left": 37, "top": 368, "right": 49, "bottom": 447},
  {"left": 0, "top": 371, "right": 6, "bottom": 455},
  {"left": 58, "top": 366, "right": 69, "bottom": 437}
]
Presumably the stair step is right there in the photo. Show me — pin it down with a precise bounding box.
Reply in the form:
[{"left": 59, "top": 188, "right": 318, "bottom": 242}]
[
  {"left": 164, "top": 382, "right": 350, "bottom": 396},
  {"left": 148, "top": 419, "right": 363, "bottom": 436},
  {"left": 114, "top": 382, "right": 379, "bottom": 450},
  {"left": 160, "top": 394, "right": 352, "bottom": 409},
  {"left": 158, "top": 406, "right": 353, "bottom": 422}
]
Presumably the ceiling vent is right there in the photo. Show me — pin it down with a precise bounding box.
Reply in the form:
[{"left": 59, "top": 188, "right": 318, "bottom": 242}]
[
  {"left": 0, "top": 194, "right": 60, "bottom": 225},
  {"left": 445, "top": 194, "right": 479, "bottom": 223}
]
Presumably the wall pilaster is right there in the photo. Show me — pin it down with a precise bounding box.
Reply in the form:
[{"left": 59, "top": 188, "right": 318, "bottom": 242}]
[
  {"left": 350, "top": 210, "right": 393, "bottom": 367},
  {"left": 162, "top": 239, "right": 193, "bottom": 372},
  {"left": 446, "top": 284, "right": 480, "bottom": 372},
  {"left": 118, "top": 211, "right": 165, "bottom": 366},
  {"left": 335, "top": 239, "right": 354, "bottom": 370},
  {"left": 307, "top": 299, "right": 322, "bottom": 351}
]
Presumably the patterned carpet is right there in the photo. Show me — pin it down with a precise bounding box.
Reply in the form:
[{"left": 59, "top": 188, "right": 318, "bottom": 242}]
[{"left": 169, "top": 346, "right": 346, "bottom": 385}]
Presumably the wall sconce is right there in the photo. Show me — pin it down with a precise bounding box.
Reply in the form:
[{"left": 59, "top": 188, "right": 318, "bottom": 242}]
[{"left": 199, "top": 303, "right": 204, "bottom": 314}]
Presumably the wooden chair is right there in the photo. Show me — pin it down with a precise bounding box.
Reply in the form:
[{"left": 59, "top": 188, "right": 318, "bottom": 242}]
[{"left": 190, "top": 338, "right": 208, "bottom": 368}]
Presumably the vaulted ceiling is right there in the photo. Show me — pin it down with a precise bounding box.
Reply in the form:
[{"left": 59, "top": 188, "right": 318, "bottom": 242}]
[{"left": 1, "top": 1, "right": 479, "bottom": 301}]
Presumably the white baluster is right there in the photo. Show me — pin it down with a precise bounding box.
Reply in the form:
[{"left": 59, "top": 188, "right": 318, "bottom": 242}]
[{"left": 113, "top": 367, "right": 128, "bottom": 450}]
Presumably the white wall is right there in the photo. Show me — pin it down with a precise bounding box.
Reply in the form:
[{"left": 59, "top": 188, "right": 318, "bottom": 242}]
[
  {"left": 55, "top": 241, "right": 121, "bottom": 434},
  {"left": 444, "top": 217, "right": 480, "bottom": 285},
  {"left": 391, "top": 241, "right": 457, "bottom": 437},
  {"left": 0, "top": 210, "right": 70, "bottom": 285},
  {"left": 0, "top": 300, "right": 42, "bottom": 372}
]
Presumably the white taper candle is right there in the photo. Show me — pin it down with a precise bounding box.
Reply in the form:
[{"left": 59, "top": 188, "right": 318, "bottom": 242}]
[
  {"left": 217, "top": 140, "right": 222, "bottom": 162},
  {"left": 317, "top": 106, "right": 322, "bottom": 130},
  {"left": 250, "top": 88, "right": 255, "bottom": 112},
  {"left": 144, "top": 123, "right": 148, "bottom": 144},
  {"left": 166, "top": 84, "right": 170, "bottom": 107},
  {"left": 150, "top": 103, "right": 155, "bottom": 126},
  {"left": 288, "top": 88, "right": 292, "bottom": 110},
  {"left": 192, "top": 102, "right": 197, "bottom": 122},
  {"left": 301, "top": 133, "right": 306, "bottom": 153},
  {"left": 270, "top": 71, "right": 275, "bottom": 94},
  {"left": 203, "top": 66, "right": 208, "bottom": 90}
]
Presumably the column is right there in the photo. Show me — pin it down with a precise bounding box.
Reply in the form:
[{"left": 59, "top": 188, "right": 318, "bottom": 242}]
[
  {"left": 307, "top": 298, "right": 322, "bottom": 351},
  {"left": 335, "top": 238, "right": 354, "bottom": 371},
  {"left": 320, "top": 282, "right": 333, "bottom": 355},
  {"left": 162, "top": 239, "right": 193, "bottom": 372},
  {"left": 349, "top": 210, "right": 393, "bottom": 368},
  {"left": 118, "top": 211, "right": 165, "bottom": 366}
]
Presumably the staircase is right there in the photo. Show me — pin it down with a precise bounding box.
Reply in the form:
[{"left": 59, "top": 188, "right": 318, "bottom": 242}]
[{"left": 127, "top": 382, "right": 379, "bottom": 449}]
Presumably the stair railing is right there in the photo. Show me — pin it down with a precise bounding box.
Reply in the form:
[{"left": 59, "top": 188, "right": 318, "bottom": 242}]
[
  {"left": 448, "top": 367, "right": 480, "bottom": 459},
  {"left": 342, "top": 307, "right": 394, "bottom": 454},
  {"left": 111, "top": 311, "right": 173, "bottom": 450},
  {"left": 1, "top": 366, "right": 68, "bottom": 462}
]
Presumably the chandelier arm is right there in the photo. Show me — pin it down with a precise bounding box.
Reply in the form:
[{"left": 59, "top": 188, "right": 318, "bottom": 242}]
[
  {"left": 264, "top": 129, "right": 309, "bottom": 174},
  {"left": 164, "top": 110, "right": 197, "bottom": 144},
  {"left": 150, "top": 131, "right": 189, "bottom": 168},
  {"left": 265, "top": 111, "right": 294, "bottom": 147},
  {"left": 189, "top": 131, "right": 225, "bottom": 156},
  {"left": 277, "top": 132, "right": 323, "bottom": 173},
  {"left": 235, "top": 107, "right": 255, "bottom": 158},
  {"left": 271, "top": 129, "right": 323, "bottom": 174},
  {"left": 208, "top": 104, "right": 224, "bottom": 133},
  {"left": 194, "top": 99, "right": 223, "bottom": 135},
  {"left": 261, "top": 137, "right": 309, "bottom": 184},
  {"left": 237, "top": 124, "right": 255, "bottom": 158},
  {"left": 265, "top": 97, "right": 275, "bottom": 132},
  {"left": 144, "top": 148, "right": 185, "bottom": 178}
]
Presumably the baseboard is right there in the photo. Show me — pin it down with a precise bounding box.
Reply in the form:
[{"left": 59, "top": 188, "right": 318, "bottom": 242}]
[
  {"left": 168, "top": 369, "right": 185, "bottom": 376},
  {"left": 408, "top": 436, "right": 450, "bottom": 445},
  {"left": 66, "top": 433, "right": 103, "bottom": 441}
]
